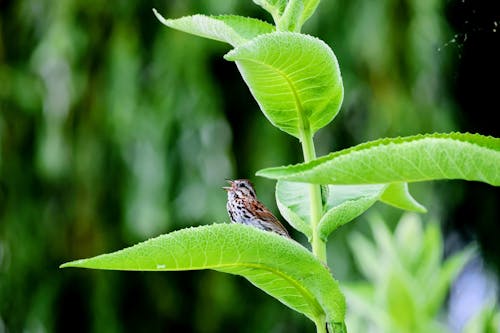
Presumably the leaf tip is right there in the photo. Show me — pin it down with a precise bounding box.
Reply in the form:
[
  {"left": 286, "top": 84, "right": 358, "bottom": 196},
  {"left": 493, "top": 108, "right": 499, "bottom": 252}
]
[
  {"left": 255, "top": 168, "right": 271, "bottom": 177},
  {"left": 256, "top": 167, "right": 282, "bottom": 179},
  {"left": 416, "top": 205, "right": 428, "bottom": 214},
  {"left": 255, "top": 169, "right": 265, "bottom": 177},
  {"left": 223, "top": 49, "right": 237, "bottom": 62},
  {"left": 152, "top": 8, "right": 171, "bottom": 26},
  {"left": 60, "top": 259, "right": 85, "bottom": 269},
  {"left": 404, "top": 195, "right": 429, "bottom": 214}
]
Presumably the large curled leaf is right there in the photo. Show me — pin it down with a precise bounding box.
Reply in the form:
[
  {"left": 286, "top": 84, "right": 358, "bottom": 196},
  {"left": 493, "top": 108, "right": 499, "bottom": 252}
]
[
  {"left": 276, "top": 181, "right": 425, "bottom": 240},
  {"left": 61, "top": 223, "right": 346, "bottom": 330},
  {"left": 153, "top": 10, "right": 275, "bottom": 47},
  {"left": 258, "top": 133, "right": 500, "bottom": 186},
  {"left": 224, "top": 32, "right": 343, "bottom": 138}
]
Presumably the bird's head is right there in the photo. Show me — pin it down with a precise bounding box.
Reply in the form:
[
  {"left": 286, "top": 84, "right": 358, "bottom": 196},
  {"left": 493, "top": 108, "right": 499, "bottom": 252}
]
[{"left": 223, "top": 179, "right": 257, "bottom": 199}]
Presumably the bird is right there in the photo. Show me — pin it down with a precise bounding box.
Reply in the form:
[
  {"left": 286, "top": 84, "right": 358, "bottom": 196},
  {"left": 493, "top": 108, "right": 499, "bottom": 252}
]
[{"left": 223, "top": 179, "right": 290, "bottom": 238}]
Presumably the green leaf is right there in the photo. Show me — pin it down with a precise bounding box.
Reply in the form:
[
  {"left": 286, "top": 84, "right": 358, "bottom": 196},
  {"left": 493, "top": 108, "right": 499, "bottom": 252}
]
[
  {"left": 415, "top": 222, "right": 442, "bottom": 285},
  {"left": 275, "top": 180, "right": 312, "bottom": 239},
  {"left": 278, "top": 0, "right": 303, "bottom": 31},
  {"left": 298, "top": 0, "right": 321, "bottom": 27},
  {"left": 153, "top": 10, "right": 275, "bottom": 47},
  {"left": 343, "top": 283, "right": 394, "bottom": 331},
  {"left": 369, "top": 217, "right": 400, "bottom": 262},
  {"left": 276, "top": 181, "right": 383, "bottom": 240},
  {"left": 277, "top": 181, "right": 426, "bottom": 240},
  {"left": 380, "top": 183, "right": 427, "bottom": 213},
  {"left": 425, "top": 246, "right": 474, "bottom": 316},
  {"left": 318, "top": 184, "right": 386, "bottom": 240},
  {"left": 463, "top": 300, "right": 500, "bottom": 333},
  {"left": 61, "top": 223, "right": 346, "bottom": 328},
  {"left": 347, "top": 215, "right": 471, "bottom": 333},
  {"left": 224, "top": 32, "right": 343, "bottom": 138},
  {"left": 348, "top": 232, "right": 384, "bottom": 281},
  {"left": 394, "top": 213, "right": 425, "bottom": 270},
  {"left": 258, "top": 133, "right": 500, "bottom": 186},
  {"left": 385, "top": 272, "right": 417, "bottom": 331},
  {"left": 278, "top": 0, "right": 321, "bottom": 31},
  {"left": 253, "top": 0, "right": 287, "bottom": 24},
  {"left": 252, "top": 0, "right": 320, "bottom": 33}
]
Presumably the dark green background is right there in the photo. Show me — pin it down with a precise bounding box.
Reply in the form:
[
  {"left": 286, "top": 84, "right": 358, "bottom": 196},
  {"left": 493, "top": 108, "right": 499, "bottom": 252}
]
[{"left": 1, "top": 0, "right": 498, "bottom": 332}]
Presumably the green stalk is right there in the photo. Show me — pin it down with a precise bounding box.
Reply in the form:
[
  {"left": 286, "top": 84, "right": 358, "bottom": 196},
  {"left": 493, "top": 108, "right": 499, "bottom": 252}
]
[
  {"left": 300, "top": 128, "right": 327, "bottom": 263},
  {"left": 314, "top": 315, "right": 327, "bottom": 333}
]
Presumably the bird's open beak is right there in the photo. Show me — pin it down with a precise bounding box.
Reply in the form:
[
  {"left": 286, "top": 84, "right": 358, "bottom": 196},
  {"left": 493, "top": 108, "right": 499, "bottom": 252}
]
[{"left": 222, "top": 179, "right": 233, "bottom": 191}]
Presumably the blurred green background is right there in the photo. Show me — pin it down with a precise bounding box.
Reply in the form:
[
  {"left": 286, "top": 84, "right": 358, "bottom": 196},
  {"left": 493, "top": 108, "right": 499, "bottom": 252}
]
[{"left": 1, "top": 0, "right": 498, "bottom": 332}]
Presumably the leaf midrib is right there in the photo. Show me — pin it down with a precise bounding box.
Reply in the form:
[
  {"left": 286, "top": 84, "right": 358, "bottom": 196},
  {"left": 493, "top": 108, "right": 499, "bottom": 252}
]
[
  {"left": 240, "top": 56, "right": 311, "bottom": 138},
  {"left": 215, "top": 262, "right": 324, "bottom": 318}
]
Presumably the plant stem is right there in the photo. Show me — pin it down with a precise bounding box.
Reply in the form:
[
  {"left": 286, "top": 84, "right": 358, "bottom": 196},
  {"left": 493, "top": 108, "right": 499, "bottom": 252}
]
[
  {"left": 314, "top": 315, "right": 327, "bottom": 333},
  {"left": 300, "top": 129, "right": 327, "bottom": 263}
]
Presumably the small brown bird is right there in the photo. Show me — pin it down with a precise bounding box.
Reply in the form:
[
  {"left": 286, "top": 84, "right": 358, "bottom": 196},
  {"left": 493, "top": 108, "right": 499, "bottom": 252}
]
[{"left": 223, "top": 179, "right": 290, "bottom": 238}]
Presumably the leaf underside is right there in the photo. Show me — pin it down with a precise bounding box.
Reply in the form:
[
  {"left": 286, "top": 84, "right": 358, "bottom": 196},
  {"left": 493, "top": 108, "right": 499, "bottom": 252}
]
[
  {"left": 61, "top": 223, "right": 346, "bottom": 327},
  {"left": 153, "top": 10, "right": 275, "bottom": 47}
]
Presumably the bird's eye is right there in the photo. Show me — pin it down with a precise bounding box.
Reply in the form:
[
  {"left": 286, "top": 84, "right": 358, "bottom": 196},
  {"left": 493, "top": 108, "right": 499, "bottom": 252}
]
[{"left": 238, "top": 183, "right": 245, "bottom": 188}]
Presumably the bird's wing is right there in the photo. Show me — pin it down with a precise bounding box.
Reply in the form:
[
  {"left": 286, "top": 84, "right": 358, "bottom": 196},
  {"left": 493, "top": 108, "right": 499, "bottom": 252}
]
[{"left": 244, "top": 200, "right": 290, "bottom": 238}]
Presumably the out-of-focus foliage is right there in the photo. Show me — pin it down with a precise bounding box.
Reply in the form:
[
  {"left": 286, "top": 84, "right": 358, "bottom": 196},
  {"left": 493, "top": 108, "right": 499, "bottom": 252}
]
[
  {"left": 344, "top": 213, "right": 498, "bottom": 333},
  {"left": 0, "top": 0, "right": 498, "bottom": 332},
  {"left": 463, "top": 301, "right": 500, "bottom": 333},
  {"left": 0, "top": 1, "right": 246, "bottom": 332}
]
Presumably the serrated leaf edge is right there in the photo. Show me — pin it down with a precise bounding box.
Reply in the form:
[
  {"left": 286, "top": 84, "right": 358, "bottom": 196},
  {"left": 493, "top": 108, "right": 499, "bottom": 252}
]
[{"left": 257, "top": 132, "right": 500, "bottom": 179}]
